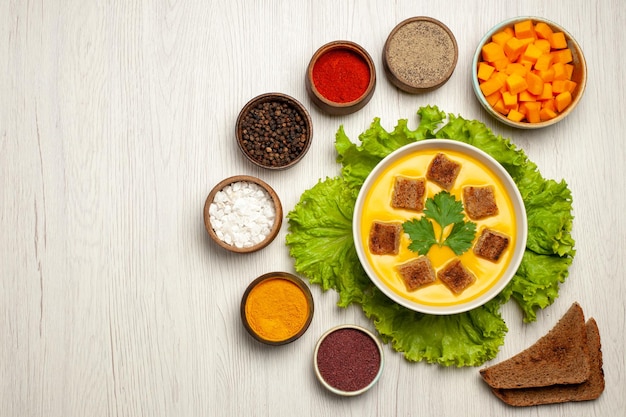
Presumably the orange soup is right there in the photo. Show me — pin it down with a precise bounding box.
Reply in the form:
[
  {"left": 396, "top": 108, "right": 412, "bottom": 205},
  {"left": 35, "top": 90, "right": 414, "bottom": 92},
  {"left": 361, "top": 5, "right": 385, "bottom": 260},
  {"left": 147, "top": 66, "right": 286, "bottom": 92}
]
[{"left": 359, "top": 149, "right": 517, "bottom": 307}]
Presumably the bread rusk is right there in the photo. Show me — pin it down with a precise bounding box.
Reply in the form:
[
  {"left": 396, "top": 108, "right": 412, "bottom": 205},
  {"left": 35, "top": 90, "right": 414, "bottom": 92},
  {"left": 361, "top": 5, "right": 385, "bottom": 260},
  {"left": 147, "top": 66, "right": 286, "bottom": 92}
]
[
  {"left": 490, "top": 318, "right": 604, "bottom": 406},
  {"left": 369, "top": 221, "right": 402, "bottom": 255},
  {"left": 479, "top": 302, "right": 590, "bottom": 389},
  {"left": 397, "top": 256, "right": 436, "bottom": 291}
]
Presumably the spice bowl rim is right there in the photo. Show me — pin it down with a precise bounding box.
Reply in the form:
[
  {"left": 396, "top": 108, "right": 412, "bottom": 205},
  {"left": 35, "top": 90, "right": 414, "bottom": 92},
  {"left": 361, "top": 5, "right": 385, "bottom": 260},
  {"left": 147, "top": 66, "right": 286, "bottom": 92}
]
[
  {"left": 472, "top": 16, "right": 587, "bottom": 129},
  {"left": 235, "top": 92, "right": 313, "bottom": 170},
  {"left": 240, "top": 271, "right": 315, "bottom": 346},
  {"left": 383, "top": 16, "right": 459, "bottom": 93},
  {"left": 203, "top": 175, "right": 283, "bottom": 254},
  {"left": 313, "top": 324, "right": 384, "bottom": 397},
  {"left": 305, "top": 40, "right": 377, "bottom": 115}
]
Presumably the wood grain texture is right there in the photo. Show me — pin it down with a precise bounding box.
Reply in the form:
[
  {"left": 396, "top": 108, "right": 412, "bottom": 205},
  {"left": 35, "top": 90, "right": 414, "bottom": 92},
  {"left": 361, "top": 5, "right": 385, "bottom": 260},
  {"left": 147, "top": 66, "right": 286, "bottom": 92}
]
[{"left": 1, "top": 1, "right": 624, "bottom": 416}]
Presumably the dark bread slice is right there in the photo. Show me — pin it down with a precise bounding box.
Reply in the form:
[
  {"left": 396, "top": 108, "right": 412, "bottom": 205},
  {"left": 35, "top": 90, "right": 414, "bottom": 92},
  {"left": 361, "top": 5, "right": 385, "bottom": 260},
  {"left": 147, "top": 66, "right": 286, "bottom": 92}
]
[
  {"left": 437, "top": 259, "right": 475, "bottom": 294},
  {"left": 473, "top": 228, "right": 509, "bottom": 262},
  {"left": 463, "top": 185, "right": 499, "bottom": 220},
  {"left": 391, "top": 176, "right": 426, "bottom": 211},
  {"left": 426, "top": 153, "right": 461, "bottom": 191},
  {"left": 369, "top": 221, "right": 402, "bottom": 255},
  {"left": 397, "top": 256, "right": 436, "bottom": 291},
  {"left": 490, "top": 318, "right": 604, "bottom": 406},
  {"left": 479, "top": 302, "right": 590, "bottom": 389}
]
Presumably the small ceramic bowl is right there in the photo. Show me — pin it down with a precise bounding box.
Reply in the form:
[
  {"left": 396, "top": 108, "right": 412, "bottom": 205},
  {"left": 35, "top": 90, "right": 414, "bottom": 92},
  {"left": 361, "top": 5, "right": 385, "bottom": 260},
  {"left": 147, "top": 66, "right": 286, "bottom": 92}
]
[
  {"left": 241, "top": 272, "right": 314, "bottom": 345},
  {"left": 236, "top": 93, "right": 313, "bottom": 169},
  {"left": 204, "top": 175, "right": 282, "bottom": 253},
  {"left": 314, "top": 325, "right": 384, "bottom": 396},
  {"left": 383, "top": 17, "right": 458, "bottom": 93},
  {"left": 305, "top": 41, "right": 377, "bottom": 115},
  {"left": 472, "top": 16, "right": 587, "bottom": 129}
]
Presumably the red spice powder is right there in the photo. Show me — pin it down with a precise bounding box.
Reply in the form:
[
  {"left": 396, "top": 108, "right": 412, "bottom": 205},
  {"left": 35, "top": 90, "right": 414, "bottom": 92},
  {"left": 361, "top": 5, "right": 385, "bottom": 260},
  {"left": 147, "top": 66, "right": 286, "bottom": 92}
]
[
  {"left": 312, "top": 49, "right": 370, "bottom": 103},
  {"left": 316, "top": 328, "right": 381, "bottom": 392}
]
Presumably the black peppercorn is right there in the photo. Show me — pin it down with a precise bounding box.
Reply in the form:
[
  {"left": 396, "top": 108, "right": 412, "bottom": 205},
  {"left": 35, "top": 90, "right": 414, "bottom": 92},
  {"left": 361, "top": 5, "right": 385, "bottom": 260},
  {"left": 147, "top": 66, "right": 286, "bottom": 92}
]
[{"left": 237, "top": 95, "right": 311, "bottom": 169}]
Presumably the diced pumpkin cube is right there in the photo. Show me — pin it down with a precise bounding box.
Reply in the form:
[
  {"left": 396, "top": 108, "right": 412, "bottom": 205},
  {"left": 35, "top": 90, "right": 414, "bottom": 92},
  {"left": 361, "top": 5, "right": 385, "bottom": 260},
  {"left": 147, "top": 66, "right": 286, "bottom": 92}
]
[
  {"left": 550, "top": 31, "right": 568, "bottom": 49},
  {"left": 502, "top": 91, "right": 518, "bottom": 108},
  {"left": 537, "top": 82, "right": 553, "bottom": 100},
  {"left": 556, "top": 79, "right": 576, "bottom": 94},
  {"left": 564, "top": 79, "right": 577, "bottom": 93},
  {"left": 506, "top": 73, "right": 528, "bottom": 95},
  {"left": 552, "top": 79, "right": 568, "bottom": 94},
  {"left": 533, "top": 39, "right": 552, "bottom": 54},
  {"left": 521, "top": 102, "right": 541, "bottom": 123},
  {"left": 492, "top": 71, "right": 509, "bottom": 83},
  {"left": 534, "top": 54, "right": 552, "bottom": 71},
  {"left": 493, "top": 58, "right": 510, "bottom": 71},
  {"left": 534, "top": 22, "right": 554, "bottom": 40},
  {"left": 555, "top": 91, "right": 572, "bottom": 112},
  {"left": 493, "top": 98, "right": 509, "bottom": 115},
  {"left": 514, "top": 20, "right": 535, "bottom": 39},
  {"left": 503, "top": 37, "right": 527, "bottom": 61},
  {"left": 552, "top": 62, "right": 568, "bottom": 80},
  {"left": 477, "top": 62, "right": 496, "bottom": 81},
  {"left": 537, "top": 67, "right": 555, "bottom": 82},
  {"left": 480, "top": 77, "right": 505, "bottom": 96},
  {"left": 507, "top": 109, "right": 525, "bottom": 122},
  {"left": 482, "top": 42, "right": 506, "bottom": 62},
  {"left": 540, "top": 107, "right": 558, "bottom": 121},
  {"left": 522, "top": 43, "right": 543, "bottom": 63},
  {"left": 565, "top": 64, "right": 574, "bottom": 79},
  {"left": 505, "top": 63, "right": 528, "bottom": 76},
  {"left": 552, "top": 48, "right": 573, "bottom": 64},
  {"left": 526, "top": 72, "right": 545, "bottom": 95},
  {"left": 519, "top": 90, "right": 538, "bottom": 102},
  {"left": 485, "top": 90, "right": 502, "bottom": 106},
  {"left": 542, "top": 98, "right": 556, "bottom": 112},
  {"left": 492, "top": 30, "right": 513, "bottom": 46}
]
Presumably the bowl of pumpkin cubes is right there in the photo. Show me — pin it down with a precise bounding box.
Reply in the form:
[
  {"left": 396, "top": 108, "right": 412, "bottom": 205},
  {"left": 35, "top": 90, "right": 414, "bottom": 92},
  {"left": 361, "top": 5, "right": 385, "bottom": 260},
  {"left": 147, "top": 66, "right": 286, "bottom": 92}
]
[{"left": 472, "top": 16, "right": 587, "bottom": 129}]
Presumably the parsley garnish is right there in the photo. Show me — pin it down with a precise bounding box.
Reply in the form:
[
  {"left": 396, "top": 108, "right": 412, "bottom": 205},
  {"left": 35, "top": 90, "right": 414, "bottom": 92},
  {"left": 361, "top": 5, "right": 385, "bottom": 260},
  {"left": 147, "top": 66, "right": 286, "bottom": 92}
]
[{"left": 402, "top": 191, "right": 477, "bottom": 255}]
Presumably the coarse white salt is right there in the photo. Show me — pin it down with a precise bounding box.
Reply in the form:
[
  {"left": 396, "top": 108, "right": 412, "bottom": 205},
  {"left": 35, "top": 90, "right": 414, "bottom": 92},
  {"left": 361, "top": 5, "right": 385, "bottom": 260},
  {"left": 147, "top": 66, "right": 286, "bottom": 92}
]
[{"left": 209, "top": 181, "right": 276, "bottom": 248}]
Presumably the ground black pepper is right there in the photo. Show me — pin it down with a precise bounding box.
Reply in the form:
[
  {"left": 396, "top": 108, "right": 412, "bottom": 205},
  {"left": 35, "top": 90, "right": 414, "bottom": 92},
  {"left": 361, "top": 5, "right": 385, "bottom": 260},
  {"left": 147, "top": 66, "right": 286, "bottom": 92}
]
[
  {"left": 316, "top": 327, "right": 381, "bottom": 392},
  {"left": 238, "top": 99, "right": 309, "bottom": 168}
]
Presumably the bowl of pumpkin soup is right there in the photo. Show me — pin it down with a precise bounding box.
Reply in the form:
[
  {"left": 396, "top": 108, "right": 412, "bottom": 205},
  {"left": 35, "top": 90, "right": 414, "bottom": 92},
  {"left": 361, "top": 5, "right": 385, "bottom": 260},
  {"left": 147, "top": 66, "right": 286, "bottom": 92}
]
[{"left": 353, "top": 139, "right": 527, "bottom": 315}]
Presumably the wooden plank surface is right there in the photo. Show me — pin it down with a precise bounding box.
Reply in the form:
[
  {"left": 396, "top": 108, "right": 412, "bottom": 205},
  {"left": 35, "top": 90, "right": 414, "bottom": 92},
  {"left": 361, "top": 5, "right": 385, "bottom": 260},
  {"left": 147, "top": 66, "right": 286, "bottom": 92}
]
[{"left": 1, "top": 1, "right": 624, "bottom": 416}]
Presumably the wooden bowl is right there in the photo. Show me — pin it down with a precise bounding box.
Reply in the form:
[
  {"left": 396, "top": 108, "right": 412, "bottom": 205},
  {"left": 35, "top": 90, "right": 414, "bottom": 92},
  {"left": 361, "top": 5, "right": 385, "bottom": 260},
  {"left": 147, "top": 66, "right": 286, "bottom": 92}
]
[
  {"left": 383, "top": 17, "right": 458, "bottom": 93},
  {"left": 305, "top": 41, "right": 377, "bottom": 115},
  {"left": 235, "top": 93, "right": 313, "bottom": 169},
  {"left": 472, "top": 16, "right": 587, "bottom": 129},
  {"left": 203, "top": 175, "right": 282, "bottom": 253},
  {"left": 240, "top": 272, "right": 314, "bottom": 345}
]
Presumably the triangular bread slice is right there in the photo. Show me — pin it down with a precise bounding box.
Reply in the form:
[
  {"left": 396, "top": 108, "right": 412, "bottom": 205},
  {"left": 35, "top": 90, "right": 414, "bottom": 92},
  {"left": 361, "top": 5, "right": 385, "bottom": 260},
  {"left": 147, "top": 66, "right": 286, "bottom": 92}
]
[
  {"left": 480, "top": 302, "right": 590, "bottom": 389},
  {"left": 490, "top": 318, "right": 604, "bottom": 406}
]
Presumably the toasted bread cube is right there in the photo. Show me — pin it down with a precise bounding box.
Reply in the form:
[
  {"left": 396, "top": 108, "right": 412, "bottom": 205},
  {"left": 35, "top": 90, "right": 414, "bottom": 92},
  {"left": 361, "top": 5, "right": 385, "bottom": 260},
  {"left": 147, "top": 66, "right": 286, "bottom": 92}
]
[
  {"left": 397, "top": 256, "right": 436, "bottom": 291},
  {"left": 438, "top": 259, "right": 476, "bottom": 294},
  {"left": 426, "top": 153, "right": 461, "bottom": 191},
  {"left": 369, "top": 221, "right": 402, "bottom": 255},
  {"left": 463, "top": 185, "right": 499, "bottom": 220},
  {"left": 474, "top": 228, "right": 510, "bottom": 262},
  {"left": 391, "top": 176, "right": 426, "bottom": 212}
]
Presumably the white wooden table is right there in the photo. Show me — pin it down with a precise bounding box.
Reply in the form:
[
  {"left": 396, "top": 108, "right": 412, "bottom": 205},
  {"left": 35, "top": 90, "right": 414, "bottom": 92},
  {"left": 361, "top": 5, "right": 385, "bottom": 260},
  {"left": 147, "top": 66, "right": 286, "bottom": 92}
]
[{"left": 2, "top": 1, "right": 624, "bottom": 416}]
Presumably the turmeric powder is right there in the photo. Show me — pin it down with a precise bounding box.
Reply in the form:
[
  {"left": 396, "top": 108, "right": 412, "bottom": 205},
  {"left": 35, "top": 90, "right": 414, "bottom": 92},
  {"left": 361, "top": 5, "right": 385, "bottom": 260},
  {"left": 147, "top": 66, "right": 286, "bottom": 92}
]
[{"left": 244, "top": 277, "right": 310, "bottom": 342}]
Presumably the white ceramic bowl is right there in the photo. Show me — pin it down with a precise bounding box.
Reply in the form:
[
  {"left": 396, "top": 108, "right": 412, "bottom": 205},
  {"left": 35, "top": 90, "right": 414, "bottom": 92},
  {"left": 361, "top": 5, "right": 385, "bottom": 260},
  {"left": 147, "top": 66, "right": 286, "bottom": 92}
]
[{"left": 353, "top": 140, "right": 527, "bottom": 315}]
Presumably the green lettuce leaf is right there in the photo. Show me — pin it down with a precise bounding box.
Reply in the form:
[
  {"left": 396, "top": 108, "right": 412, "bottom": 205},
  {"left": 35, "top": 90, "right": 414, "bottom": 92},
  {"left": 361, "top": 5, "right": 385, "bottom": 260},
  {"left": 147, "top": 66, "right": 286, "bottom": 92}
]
[
  {"left": 286, "top": 177, "right": 368, "bottom": 307},
  {"left": 286, "top": 105, "right": 575, "bottom": 366}
]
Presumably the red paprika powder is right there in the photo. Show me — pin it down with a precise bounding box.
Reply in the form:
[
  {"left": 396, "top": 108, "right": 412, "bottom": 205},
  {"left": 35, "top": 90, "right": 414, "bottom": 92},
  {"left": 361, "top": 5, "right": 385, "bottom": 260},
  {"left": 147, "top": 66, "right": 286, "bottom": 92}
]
[{"left": 311, "top": 49, "right": 371, "bottom": 103}]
